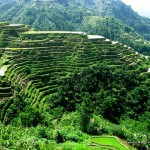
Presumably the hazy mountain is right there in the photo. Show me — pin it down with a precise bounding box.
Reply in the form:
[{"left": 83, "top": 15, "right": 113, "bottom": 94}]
[{"left": 0, "top": 0, "right": 150, "bottom": 55}]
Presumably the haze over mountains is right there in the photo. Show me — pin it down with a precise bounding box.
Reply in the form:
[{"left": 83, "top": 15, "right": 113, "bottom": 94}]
[{"left": 0, "top": 0, "right": 150, "bottom": 55}]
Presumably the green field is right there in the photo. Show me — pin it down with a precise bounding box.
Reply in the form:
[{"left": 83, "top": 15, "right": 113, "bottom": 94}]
[{"left": 88, "top": 136, "right": 133, "bottom": 150}]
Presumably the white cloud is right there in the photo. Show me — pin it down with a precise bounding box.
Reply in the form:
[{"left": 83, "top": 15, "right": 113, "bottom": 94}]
[{"left": 121, "top": 0, "right": 150, "bottom": 18}]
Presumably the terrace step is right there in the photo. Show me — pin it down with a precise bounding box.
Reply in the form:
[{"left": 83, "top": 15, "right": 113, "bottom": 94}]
[{"left": 0, "top": 25, "right": 142, "bottom": 108}]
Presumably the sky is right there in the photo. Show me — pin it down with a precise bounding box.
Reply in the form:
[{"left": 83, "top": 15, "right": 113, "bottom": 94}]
[{"left": 121, "top": 0, "right": 150, "bottom": 18}]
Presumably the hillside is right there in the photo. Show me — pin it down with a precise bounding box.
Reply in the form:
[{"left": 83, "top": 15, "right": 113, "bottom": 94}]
[
  {"left": 0, "top": 22, "right": 150, "bottom": 149},
  {"left": 0, "top": 0, "right": 150, "bottom": 55}
]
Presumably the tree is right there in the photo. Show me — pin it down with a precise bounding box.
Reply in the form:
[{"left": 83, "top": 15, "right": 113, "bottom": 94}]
[
  {"left": 19, "top": 106, "right": 42, "bottom": 127},
  {"left": 78, "top": 95, "right": 92, "bottom": 132}
]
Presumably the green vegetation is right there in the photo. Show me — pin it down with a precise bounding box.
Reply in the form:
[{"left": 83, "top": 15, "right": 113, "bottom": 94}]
[
  {"left": 0, "top": 0, "right": 150, "bottom": 55},
  {"left": 80, "top": 16, "right": 150, "bottom": 55},
  {"left": 0, "top": 22, "right": 149, "bottom": 149},
  {"left": 89, "top": 136, "right": 131, "bottom": 150}
]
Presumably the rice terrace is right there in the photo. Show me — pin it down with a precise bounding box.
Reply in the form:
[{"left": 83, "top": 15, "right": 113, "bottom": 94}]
[{"left": 0, "top": 22, "right": 150, "bottom": 149}]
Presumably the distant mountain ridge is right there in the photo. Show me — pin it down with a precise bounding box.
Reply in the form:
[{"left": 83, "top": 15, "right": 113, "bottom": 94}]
[{"left": 0, "top": 0, "right": 150, "bottom": 55}]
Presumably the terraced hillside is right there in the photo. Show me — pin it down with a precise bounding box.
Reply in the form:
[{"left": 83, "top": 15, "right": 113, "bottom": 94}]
[
  {"left": 0, "top": 22, "right": 150, "bottom": 149},
  {"left": 0, "top": 22, "right": 148, "bottom": 122}
]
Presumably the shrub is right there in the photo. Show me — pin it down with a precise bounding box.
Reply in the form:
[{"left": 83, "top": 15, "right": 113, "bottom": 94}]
[
  {"left": 36, "top": 125, "right": 48, "bottom": 139},
  {"left": 55, "top": 127, "right": 83, "bottom": 143},
  {"left": 109, "top": 125, "right": 127, "bottom": 139},
  {"left": 87, "top": 121, "right": 108, "bottom": 135},
  {"left": 19, "top": 106, "right": 42, "bottom": 127}
]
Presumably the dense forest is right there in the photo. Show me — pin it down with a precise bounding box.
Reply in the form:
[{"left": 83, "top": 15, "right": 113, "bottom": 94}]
[{"left": 0, "top": 0, "right": 150, "bottom": 55}]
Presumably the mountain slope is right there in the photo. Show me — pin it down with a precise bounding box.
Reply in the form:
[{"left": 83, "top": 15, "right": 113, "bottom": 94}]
[
  {"left": 0, "top": 22, "right": 145, "bottom": 112},
  {"left": 0, "top": 22, "right": 149, "bottom": 122},
  {"left": 0, "top": 0, "right": 150, "bottom": 55},
  {"left": 0, "top": 22, "right": 149, "bottom": 149}
]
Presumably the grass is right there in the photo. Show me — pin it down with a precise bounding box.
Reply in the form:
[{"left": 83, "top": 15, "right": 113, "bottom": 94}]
[
  {"left": 11, "top": 48, "right": 22, "bottom": 51},
  {"left": 0, "top": 22, "right": 9, "bottom": 26},
  {"left": 7, "top": 24, "right": 24, "bottom": 26},
  {"left": 89, "top": 136, "right": 131, "bottom": 150},
  {"left": 22, "top": 31, "right": 85, "bottom": 34},
  {"left": 61, "top": 141, "right": 106, "bottom": 150}
]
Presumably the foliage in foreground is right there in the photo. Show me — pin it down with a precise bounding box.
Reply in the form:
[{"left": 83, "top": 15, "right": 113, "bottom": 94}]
[
  {"left": 0, "top": 62, "right": 150, "bottom": 149},
  {"left": 0, "top": 111, "right": 149, "bottom": 150}
]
